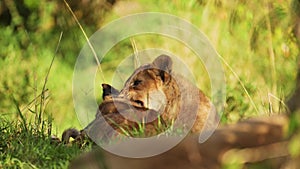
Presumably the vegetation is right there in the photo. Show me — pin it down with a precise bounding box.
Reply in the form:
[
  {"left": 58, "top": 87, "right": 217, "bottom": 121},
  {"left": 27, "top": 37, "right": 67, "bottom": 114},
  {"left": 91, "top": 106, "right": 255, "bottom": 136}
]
[
  {"left": 0, "top": 0, "right": 299, "bottom": 168},
  {"left": 0, "top": 117, "right": 88, "bottom": 168}
]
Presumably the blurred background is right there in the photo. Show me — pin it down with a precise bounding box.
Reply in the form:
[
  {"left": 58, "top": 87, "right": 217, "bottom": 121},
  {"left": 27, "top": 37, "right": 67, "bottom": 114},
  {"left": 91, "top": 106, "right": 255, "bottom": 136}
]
[{"left": 0, "top": 0, "right": 299, "bottom": 136}]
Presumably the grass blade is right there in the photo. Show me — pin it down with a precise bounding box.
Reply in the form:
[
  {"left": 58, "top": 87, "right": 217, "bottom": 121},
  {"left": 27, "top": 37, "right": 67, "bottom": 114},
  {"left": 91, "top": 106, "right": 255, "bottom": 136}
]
[{"left": 11, "top": 95, "right": 27, "bottom": 131}]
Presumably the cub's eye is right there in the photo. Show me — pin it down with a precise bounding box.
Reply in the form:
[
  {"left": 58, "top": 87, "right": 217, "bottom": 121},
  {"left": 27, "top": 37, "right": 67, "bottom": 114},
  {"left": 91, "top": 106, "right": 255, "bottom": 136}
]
[{"left": 132, "top": 80, "right": 142, "bottom": 86}]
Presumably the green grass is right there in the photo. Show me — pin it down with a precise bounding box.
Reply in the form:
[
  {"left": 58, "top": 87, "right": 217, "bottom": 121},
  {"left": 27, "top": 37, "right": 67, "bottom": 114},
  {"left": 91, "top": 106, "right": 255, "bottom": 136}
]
[
  {"left": 0, "top": 117, "right": 88, "bottom": 168},
  {"left": 1, "top": 0, "right": 300, "bottom": 168},
  {"left": 0, "top": 78, "right": 90, "bottom": 168},
  {"left": 0, "top": 30, "right": 91, "bottom": 167}
]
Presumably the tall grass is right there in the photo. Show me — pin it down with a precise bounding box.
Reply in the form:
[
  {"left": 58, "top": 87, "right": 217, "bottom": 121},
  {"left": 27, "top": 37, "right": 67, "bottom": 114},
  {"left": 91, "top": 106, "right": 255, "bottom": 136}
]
[{"left": 0, "top": 31, "right": 89, "bottom": 168}]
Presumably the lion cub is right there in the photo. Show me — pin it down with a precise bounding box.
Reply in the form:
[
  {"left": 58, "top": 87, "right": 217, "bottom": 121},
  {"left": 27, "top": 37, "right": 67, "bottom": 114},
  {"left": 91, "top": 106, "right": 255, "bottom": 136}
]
[
  {"left": 60, "top": 56, "right": 216, "bottom": 143},
  {"left": 119, "top": 54, "right": 217, "bottom": 133}
]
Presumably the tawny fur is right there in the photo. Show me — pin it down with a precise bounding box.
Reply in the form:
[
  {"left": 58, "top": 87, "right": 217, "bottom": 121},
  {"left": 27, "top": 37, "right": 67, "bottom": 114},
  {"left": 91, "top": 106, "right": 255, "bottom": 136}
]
[{"left": 118, "top": 54, "right": 217, "bottom": 133}]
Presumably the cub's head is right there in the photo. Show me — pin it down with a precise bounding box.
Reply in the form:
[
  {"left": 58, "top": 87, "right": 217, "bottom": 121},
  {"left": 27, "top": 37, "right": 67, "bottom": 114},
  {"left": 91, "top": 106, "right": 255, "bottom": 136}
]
[{"left": 119, "top": 55, "right": 174, "bottom": 111}]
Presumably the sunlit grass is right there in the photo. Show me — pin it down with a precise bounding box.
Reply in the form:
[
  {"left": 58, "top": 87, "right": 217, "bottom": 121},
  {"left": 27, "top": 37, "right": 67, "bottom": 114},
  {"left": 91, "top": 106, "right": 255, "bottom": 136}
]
[
  {"left": 0, "top": 54, "right": 89, "bottom": 168},
  {"left": 0, "top": 116, "right": 86, "bottom": 168}
]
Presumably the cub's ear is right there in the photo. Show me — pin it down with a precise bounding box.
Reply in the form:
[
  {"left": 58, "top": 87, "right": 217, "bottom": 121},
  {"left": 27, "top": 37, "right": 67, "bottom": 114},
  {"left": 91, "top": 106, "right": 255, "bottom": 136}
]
[
  {"left": 152, "top": 55, "right": 173, "bottom": 83},
  {"left": 101, "top": 83, "right": 120, "bottom": 100},
  {"left": 152, "top": 54, "right": 173, "bottom": 73}
]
